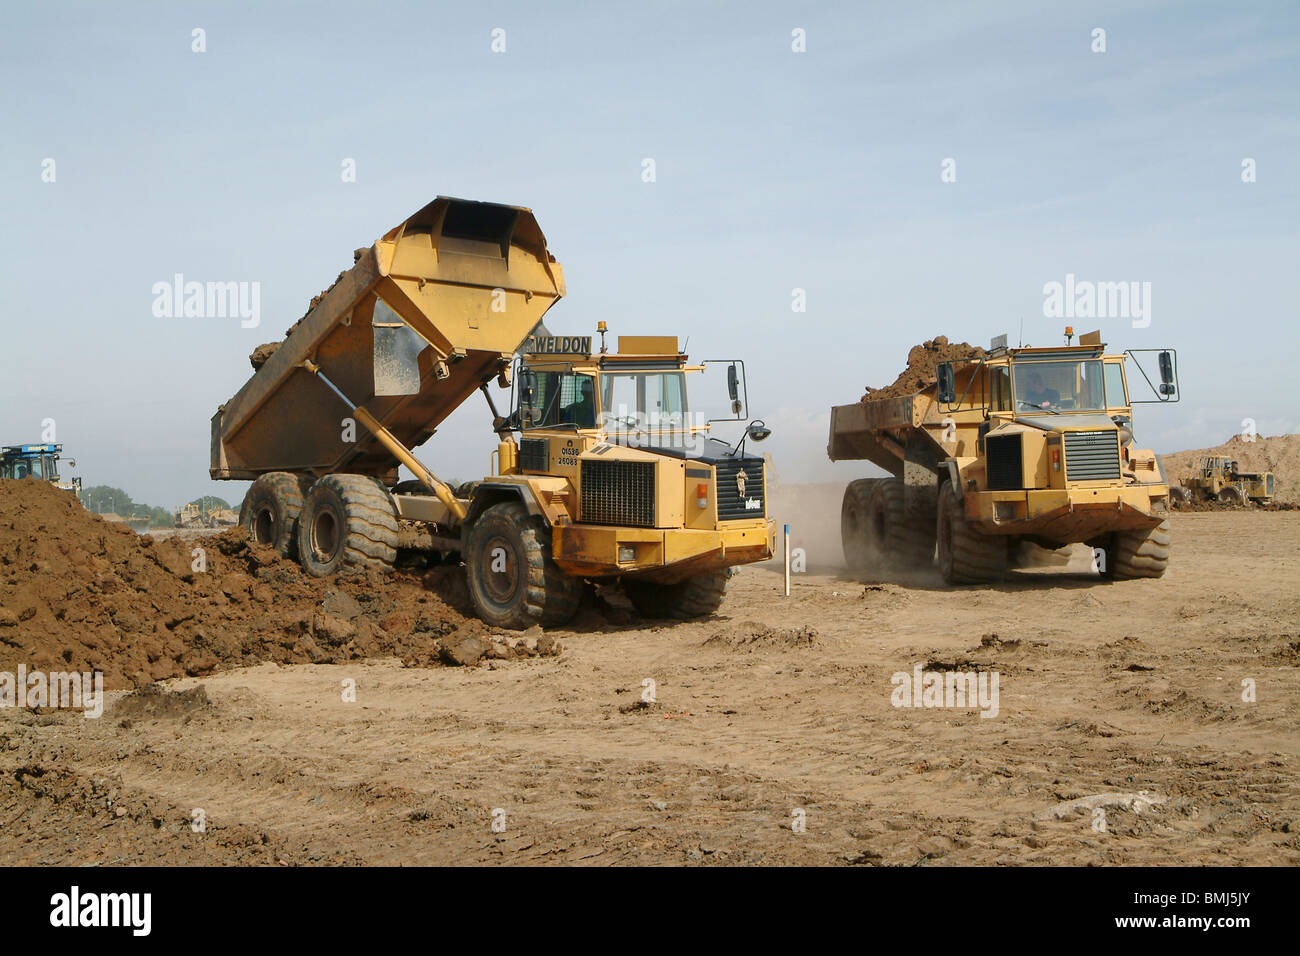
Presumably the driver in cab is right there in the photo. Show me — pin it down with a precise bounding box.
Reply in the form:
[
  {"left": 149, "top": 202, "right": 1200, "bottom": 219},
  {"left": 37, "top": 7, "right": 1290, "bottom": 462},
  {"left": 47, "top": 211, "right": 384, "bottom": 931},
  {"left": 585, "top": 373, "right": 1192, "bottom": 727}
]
[{"left": 1023, "top": 370, "right": 1061, "bottom": 408}]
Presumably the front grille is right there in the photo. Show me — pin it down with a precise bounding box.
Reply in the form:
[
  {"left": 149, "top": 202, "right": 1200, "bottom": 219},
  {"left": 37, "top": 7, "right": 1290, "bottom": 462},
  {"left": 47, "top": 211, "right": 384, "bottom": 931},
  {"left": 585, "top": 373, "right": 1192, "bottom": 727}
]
[
  {"left": 714, "top": 459, "right": 766, "bottom": 520},
  {"left": 986, "top": 434, "right": 1023, "bottom": 490},
  {"left": 519, "top": 438, "right": 548, "bottom": 472},
  {"left": 580, "top": 459, "right": 655, "bottom": 527},
  {"left": 1064, "top": 429, "right": 1121, "bottom": 481}
]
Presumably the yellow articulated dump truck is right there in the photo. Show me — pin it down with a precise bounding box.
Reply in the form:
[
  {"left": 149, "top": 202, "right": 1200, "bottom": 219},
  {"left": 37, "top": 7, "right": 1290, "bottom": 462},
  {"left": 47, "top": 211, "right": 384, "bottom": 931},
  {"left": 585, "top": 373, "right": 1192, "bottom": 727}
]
[
  {"left": 828, "top": 330, "right": 1180, "bottom": 584},
  {"left": 211, "top": 197, "right": 775, "bottom": 627}
]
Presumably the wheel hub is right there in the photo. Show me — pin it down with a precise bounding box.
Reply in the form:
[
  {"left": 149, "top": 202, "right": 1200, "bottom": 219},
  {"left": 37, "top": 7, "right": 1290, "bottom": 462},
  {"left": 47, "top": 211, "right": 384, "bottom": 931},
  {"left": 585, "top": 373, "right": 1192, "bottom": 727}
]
[
  {"left": 480, "top": 535, "right": 520, "bottom": 604},
  {"left": 310, "top": 509, "right": 340, "bottom": 563},
  {"left": 253, "top": 507, "right": 275, "bottom": 545}
]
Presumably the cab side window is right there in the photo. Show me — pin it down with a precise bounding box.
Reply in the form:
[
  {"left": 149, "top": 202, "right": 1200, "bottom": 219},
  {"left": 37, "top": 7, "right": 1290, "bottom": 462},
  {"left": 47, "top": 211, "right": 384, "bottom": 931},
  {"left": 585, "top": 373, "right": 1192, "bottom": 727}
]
[
  {"left": 1104, "top": 363, "right": 1128, "bottom": 408},
  {"left": 990, "top": 366, "right": 1012, "bottom": 411}
]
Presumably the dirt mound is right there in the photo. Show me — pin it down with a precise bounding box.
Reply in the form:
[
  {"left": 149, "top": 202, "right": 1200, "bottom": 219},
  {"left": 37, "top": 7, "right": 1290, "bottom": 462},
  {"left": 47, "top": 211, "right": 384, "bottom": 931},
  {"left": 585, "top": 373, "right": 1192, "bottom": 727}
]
[
  {"left": 1162, "top": 433, "right": 1300, "bottom": 505},
  {"left": 706, "top": 622, "right": 819, "bottom": 650},
  {"left": 113, "top": 683, "right": 213, "bottom": 721},
  {"left": 862, "top": 336, "right": 987, "bottom": 401},
  {"left": 0, "top": 480, "right": 482, "bottom": 689}
]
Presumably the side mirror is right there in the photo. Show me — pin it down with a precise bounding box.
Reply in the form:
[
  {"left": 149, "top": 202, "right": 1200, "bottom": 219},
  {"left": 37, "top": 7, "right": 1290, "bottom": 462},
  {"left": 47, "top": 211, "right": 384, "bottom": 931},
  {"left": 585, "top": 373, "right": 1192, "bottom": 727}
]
[
  {"left": 746, "top": 420, "right": 771, "bottom": 442},
  {"left": 937, "top": 362, "right": 956, "bottom": 404},
  {"left": 1158, "top": 350, "right": 1176, "bottom": 395},
  {"left": 703, "top": 359, "right": 748, "bottom": 422}
]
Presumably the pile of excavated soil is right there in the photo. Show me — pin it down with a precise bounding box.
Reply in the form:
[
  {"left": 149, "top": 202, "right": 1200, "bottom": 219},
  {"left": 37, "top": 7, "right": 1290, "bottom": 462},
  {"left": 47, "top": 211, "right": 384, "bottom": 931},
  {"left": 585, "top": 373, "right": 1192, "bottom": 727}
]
[
  {"left": 862, "top": 336, "right": 987, "bottom": 401},
  {"left": 1161, "top": 433, "right": 1300, "bottom": 506},
  {"left": 0, "top": 480, "right": 557, "bottom": 690}
]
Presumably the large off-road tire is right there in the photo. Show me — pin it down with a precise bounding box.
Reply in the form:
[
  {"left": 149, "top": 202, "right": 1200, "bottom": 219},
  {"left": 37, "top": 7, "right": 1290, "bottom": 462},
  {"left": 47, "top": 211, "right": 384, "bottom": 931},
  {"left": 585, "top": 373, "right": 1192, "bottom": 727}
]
[
  {"left": 464, "top": 501, "right": 582, "bottom": 629},
  {"left": 239, "top": 472, "right": 305, "bottom": 558},
  {"left": 841, "top": 478, "right": 882, "bottom": 571},
  {"left": 871, "top": 477, "right": 936, "bottom": 568},
  {"left": 297, "top": 475, "right": 399, "bottom": 576},
  {"left": 623, "top": 568, "right": 731, "bottom": 620},
  {"left": 936, "top": 481, "right": 1007, "bottom": 584},
  {"left": 1168, "top": 486, "right": 1192, "bottom": 510},
  {"left": 1102, "top": 519, "right": 1170, "bottom": 580}
]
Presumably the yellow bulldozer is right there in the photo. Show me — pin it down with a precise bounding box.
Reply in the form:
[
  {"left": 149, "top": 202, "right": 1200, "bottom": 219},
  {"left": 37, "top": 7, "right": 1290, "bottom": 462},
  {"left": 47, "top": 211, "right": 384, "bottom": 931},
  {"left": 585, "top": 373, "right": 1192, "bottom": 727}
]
[
  {"left": 828, "top": 330, "right": 1181, "bottom": 583},
  {"left": 1172, "top": 456, "right": 1274, "bottom": 507},
  {"left": 211, "top": 197, "right": 775, "bottom": 627}
]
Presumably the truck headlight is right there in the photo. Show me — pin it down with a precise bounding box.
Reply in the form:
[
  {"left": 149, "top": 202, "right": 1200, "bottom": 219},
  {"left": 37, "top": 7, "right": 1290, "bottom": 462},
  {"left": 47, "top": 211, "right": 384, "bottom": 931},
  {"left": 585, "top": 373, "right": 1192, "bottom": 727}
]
[{"left": 618, "top": 545, "right": 636, "bottom": 563}]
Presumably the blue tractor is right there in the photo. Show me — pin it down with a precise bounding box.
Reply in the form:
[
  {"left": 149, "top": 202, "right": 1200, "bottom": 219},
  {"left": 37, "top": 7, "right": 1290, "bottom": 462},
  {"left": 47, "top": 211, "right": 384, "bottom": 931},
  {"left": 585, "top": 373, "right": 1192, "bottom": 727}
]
[{"left": 0, "top": 443, "right": 82, "bottom": 496}]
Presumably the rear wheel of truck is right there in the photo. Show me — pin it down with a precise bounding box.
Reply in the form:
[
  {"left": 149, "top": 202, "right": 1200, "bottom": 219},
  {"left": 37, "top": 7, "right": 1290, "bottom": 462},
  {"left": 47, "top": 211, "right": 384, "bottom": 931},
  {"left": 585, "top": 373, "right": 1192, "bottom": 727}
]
[
  {"left": 871, "top": 477, "right": 936, "bottom": 568},
  {"left": 1102, "top": 519, "right": 1170, "bottom": 580},
  {"left": 239, "top": 472, "right": 305, "bottom": 559},
  {"left": 464, "top": 501, "right": 581, "bottom": 629},
  {"left": 297, "top": 475, "right": 399, "bottom": 576},
  {"left": 841, "top": 479, "right": 882, "bottom": 570},
  {"left": 936, "top": 482, "right": 1007, "bottom": 584},
  {"left": 623, "top": 568, "right": 731, "bottom": 620}
]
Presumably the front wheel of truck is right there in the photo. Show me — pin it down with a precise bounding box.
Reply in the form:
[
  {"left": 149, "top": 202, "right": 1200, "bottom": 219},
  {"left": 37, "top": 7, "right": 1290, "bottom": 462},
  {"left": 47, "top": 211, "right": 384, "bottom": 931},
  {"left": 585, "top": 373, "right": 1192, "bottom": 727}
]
[
  {"left": 297, "top": 475, "right": 398, "bottom": 576},
  {"left": 1102, "top": 519, "right": 1170, "bottom": 580},
  {"left": 239, "top": 472, "right": 305, "bottom": 559},
  {"left": 464, "top": 501, "right": 582, "bottom": 629},
  {"left": 936, "top": 482, "right": 1007, "bottom": 585},
  {"left": 623, "top": 568, "right": 731, "bottom": 620}
]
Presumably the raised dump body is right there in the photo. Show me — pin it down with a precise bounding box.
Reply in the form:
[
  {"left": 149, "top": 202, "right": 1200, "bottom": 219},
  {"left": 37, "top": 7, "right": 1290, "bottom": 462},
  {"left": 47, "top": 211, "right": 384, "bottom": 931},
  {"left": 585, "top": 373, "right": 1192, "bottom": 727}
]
[
  {"left": 211, "top": 196, "right": 564, "bottom": 481},
  {"left": 827, "top": 393, "right": 939, "bottom": 478},
  {"left": 828, "top": 334, "right": 1180, "bottom": 584}
]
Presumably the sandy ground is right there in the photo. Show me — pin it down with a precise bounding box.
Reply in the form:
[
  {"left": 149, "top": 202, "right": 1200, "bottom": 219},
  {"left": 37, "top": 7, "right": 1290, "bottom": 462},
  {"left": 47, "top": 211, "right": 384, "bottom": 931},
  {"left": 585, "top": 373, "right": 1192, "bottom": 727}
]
[{"left": 2, "top": 498, "right": 1297, "bottom": 866}]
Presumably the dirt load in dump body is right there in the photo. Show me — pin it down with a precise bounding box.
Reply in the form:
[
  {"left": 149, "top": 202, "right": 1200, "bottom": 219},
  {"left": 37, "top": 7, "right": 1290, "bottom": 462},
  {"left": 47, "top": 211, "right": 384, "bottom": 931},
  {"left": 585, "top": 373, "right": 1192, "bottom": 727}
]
[
  {"left": 212, "top": 197, "right": 565, "bottom": 481},
  {"left": 861, "top": 337, "right": 987, "bottom": 402}
]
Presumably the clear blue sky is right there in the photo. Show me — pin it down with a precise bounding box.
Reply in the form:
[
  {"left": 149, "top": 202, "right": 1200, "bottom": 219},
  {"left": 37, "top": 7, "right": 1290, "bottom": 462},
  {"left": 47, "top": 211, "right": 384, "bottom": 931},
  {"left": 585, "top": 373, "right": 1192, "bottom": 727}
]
[{"left": 2, "top": 0, "right": 1297, "bottom": 507}]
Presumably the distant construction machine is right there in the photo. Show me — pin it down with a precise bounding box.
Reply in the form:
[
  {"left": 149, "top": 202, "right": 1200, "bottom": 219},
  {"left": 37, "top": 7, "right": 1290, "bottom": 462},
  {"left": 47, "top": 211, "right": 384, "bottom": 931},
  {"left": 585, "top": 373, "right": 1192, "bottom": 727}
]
[
  {"left": 1172, "top": 456, "right": 1274, "bottom": 507},
  {"left": 0, "top": 443, "right": 81, "bottom": 497}
]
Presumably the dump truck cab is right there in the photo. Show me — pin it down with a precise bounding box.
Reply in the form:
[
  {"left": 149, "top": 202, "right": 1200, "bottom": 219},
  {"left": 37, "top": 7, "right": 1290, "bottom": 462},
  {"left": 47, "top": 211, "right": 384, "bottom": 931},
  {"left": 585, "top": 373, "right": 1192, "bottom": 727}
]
[
  {"left": 483, "top": 333, "right": 775, "bottom": 588},
  {"left": 936, "top": 338, "right": 1171, "bottom": 543},
  {"left": 933, "top": 334, "right": 1177, "bottom": 549},
  {"left": 0, "top": 444, "right": 81, "bottom": 496}
]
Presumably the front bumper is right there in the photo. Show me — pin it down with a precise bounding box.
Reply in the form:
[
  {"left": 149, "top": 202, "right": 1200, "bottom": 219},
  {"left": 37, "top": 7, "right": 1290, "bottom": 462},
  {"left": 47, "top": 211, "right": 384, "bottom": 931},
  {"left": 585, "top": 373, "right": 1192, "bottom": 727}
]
[
  {"left": 552, "top": 519, "right": 777, "bottom": 583},
  {"left": 968, "top": 484, "right": 1169, "bottom": 542}
]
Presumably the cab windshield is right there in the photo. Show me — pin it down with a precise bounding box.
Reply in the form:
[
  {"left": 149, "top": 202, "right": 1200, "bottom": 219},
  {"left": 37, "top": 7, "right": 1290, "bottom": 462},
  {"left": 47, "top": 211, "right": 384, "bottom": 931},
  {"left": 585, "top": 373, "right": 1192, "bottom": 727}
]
[
  {"left": 1012, "top": 360, "right": 1107, "bottom": 412},
  {"left": 600, "top": 371, "right": 688, "bottom": 437}
]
